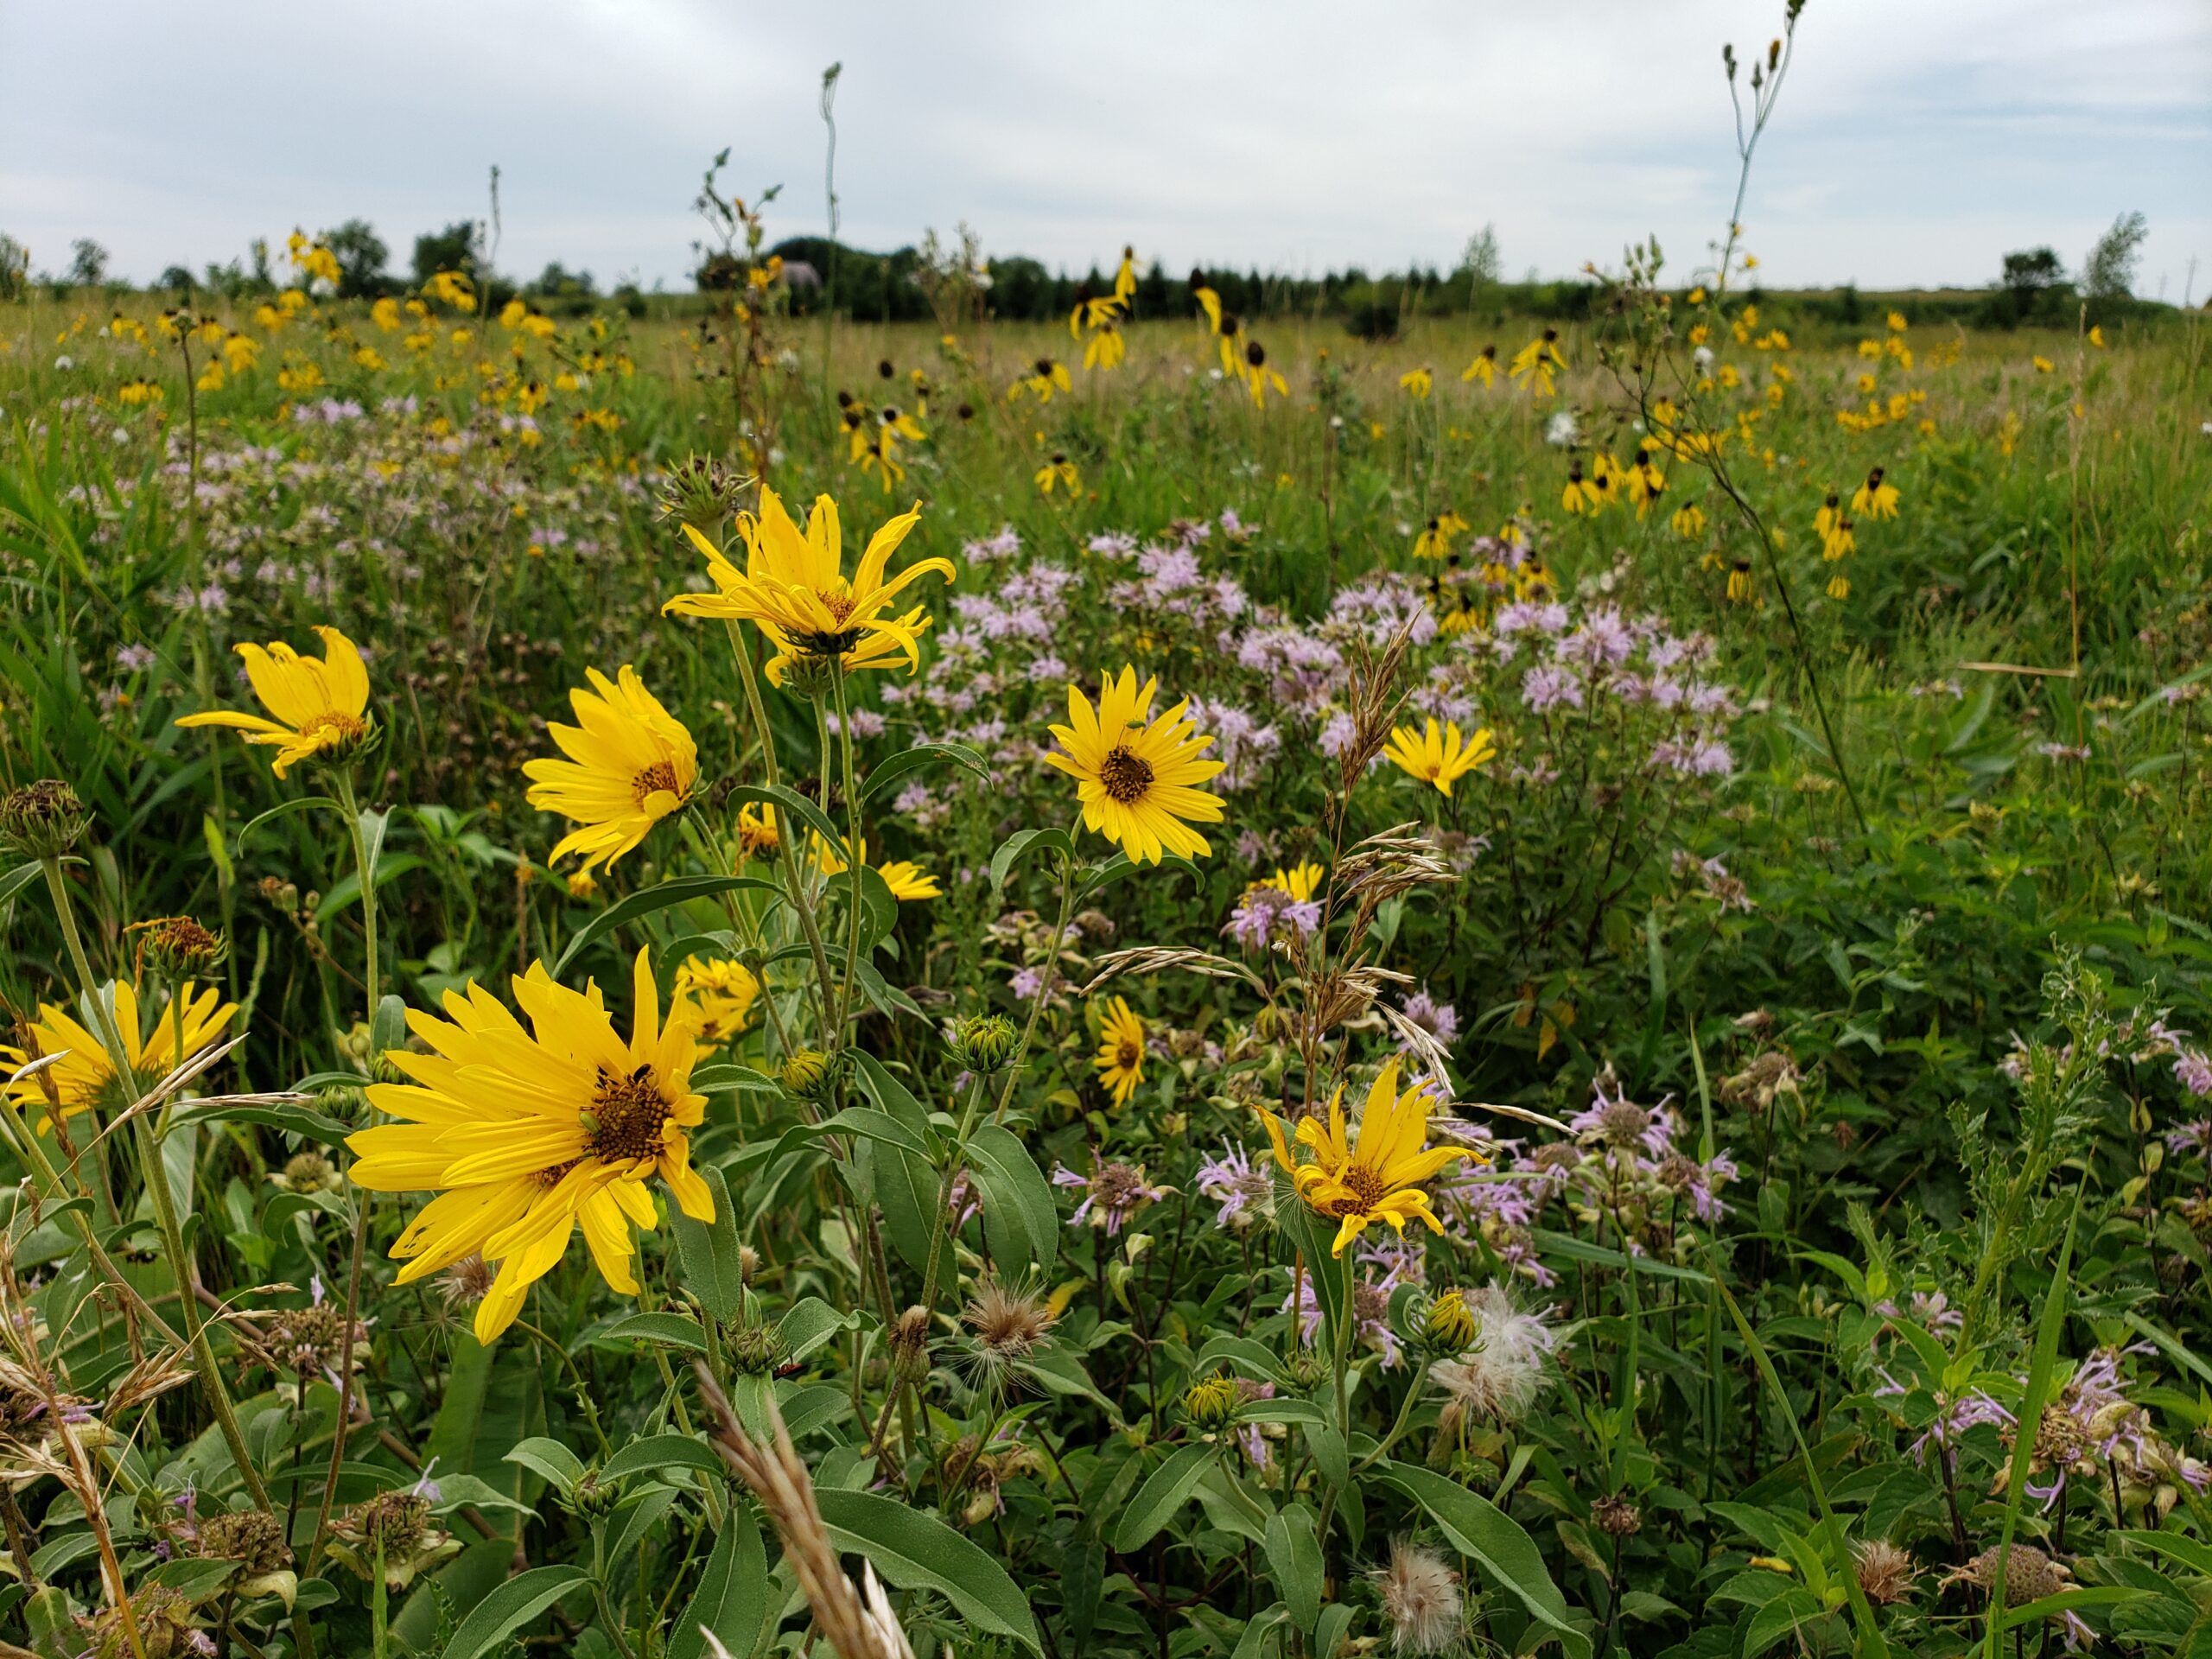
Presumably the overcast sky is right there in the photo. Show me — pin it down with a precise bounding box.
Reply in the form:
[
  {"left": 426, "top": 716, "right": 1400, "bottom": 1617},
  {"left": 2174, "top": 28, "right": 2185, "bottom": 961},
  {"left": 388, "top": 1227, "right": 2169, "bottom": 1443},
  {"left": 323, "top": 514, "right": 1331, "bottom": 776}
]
[{"left": 4, "top": 1, "right": 2208, "bottom": 297}]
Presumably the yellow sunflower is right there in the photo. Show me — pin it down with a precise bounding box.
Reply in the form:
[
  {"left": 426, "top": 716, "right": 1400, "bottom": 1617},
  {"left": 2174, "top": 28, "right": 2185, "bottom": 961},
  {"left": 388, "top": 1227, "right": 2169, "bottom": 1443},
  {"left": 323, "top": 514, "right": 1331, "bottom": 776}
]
[
  {"left": 346, "top": 950, "right": 714, "bottom": 1343},
  {"left": 664, "top": 488, "right": 953, "bottom": 684},
  {"left": 810, "top": 834, "right": 942, "bottom": 901},
  {"left": 1382, "top": 719, "right": 1496, "bottom": 798},
  {"left": 175, "top": 626, "right": 372, "bottom": 777},
  {"left": 523, "top": 667, "right": 698, "bottom": 874},
  {"left": 1262, "top": 861, "right": 1325, "bottom": 902},
  {"left": 1258, "top": 1057, "right": 1470, "bottom": 1255},
  {"left": 1093, "top": 996, "right": 1147, "bottom": 1109},
  {"left": 1046, "top": 666, "right": 1226, "bottom": 865},
  {"left": 2, "top": 980, "right": 235, "bottom": 1128},
  {"left": 671, "top": 956, "right": 762, "bottom": 1044}
]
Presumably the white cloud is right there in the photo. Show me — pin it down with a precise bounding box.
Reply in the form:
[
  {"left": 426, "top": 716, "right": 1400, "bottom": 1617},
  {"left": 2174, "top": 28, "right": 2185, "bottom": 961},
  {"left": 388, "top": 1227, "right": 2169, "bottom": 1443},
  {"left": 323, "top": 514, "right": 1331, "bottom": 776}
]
[{"left": 2, "top": 0, "right": 2204, "bottom": 294}]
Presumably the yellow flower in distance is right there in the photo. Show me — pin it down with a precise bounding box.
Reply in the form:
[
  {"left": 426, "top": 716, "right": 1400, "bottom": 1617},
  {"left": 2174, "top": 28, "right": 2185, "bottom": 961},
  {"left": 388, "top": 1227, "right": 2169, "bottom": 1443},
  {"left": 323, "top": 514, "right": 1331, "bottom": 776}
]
[
  {"left": 176, "top": 626, "right": 372, "bottom": 777},
  {"left": 1046, "top": 666, "right": 1226, "bottom": 865},
  {"left": 523, "top": 667, "right": 697, "bottom": 874},
  {"left": 346, "top": 950, "right": 714, "bottom": 1344},
  {"left": 667, "top": 488, "right": 952, "bottom": 684},
  {"left": 672, "top": 955, "right": 761, "bottom": 1044},
  {"left": 811, "top": 834, "right": 942, "bottom": 900},
  {"left": 1093, "top": 996, "right": 1147, "bottom": 1109},
  {"left": 1382, "top": 719, "right": 1496, "bottom": 797},
  {"left": 2, "top": 980, "right": 235, "bottom": 1128},
  {"left": 1399, "top": 366, "right": 1433, "bottom": 400},
  {"left": 1258, "top": 1057, "right": 1469, "bottom": 1255},
  {"left": 1263, "top": 861, "right": 1325, "bottom": 902}
]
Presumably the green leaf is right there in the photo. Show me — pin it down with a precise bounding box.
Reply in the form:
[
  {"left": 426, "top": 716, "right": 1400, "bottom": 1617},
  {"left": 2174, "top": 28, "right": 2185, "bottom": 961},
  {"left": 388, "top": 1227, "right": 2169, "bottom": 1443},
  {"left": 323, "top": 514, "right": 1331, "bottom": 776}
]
[
  {"left": 234, "top": 793, "right": 341, "bottom": 854},
  {"left": 1113, "top": 1443, "right": 1217, "bottom": 1553},
  {"left": 550, "top": 874, "right": 760, "bottom": 978},
  {"left": 592, "top": 1311, "right": 710, "bottom": 1352},
  {"left": 690, "top": 1062, "right": 783, "bottom": 1096},
  {"left": 1744, "top": 1586, "right": 1827, "bottom": 1659},
  {"left": 1372, "top": 1462, "right": 1586, "bottom": 1659},
  {"left": 989, "top": 826, "right": 1073, "bottom": 894},
  {"left": 502, "top": 1436, "right": 585, "bottom": 1494},
  {"left": 598, "top": 1433, "right": 725, "bottom": 1485},
  {"left": 966, "top": 1121, "right": 1059, "bottom": 1281},
  {"left": 0, "top": 862, "right": 45, "bottom": 907},
  {"left": 779, "top": 1296, "right": 851, "bottom": 1362},
  {"left": 815, "top": 1105, "right": 932, "bottom": 1159},
  {"left": 1262, "top": 1503, "right": 1324, "bottom": 1635},
  {"left": 168, "top": 1098, "right": 353, "bottom": 1146},
  {"left": 1273, "top": 1175, "right": 1344, "bottom": 1334},
  {"left": 437, "top": 1565, "right": 591, "bottom": 1659},
  {"left": 145, "top": 1556, "right": 246, "bottom": 1603},
  {"left": 851, "top": 1052, "right": 939, "bottom": 1274},
  {"left": 816, "top": 1487, "right": 1043, "bottom": 1654},
  {"left": 863, "top": 741, "right": 994, "bottom": 801},
  {"left": 670, "top": 1505, "right": 769, "bottom": 1659},
  {"left": 671, "top": 1165, "right": 747, "bottom": 1324},
  {"left": 318, "top": 852, "right": 423, "bottom": 918},
  {"left": 1231, "top": 1604, "right": 1290, "bottom": 1659}
]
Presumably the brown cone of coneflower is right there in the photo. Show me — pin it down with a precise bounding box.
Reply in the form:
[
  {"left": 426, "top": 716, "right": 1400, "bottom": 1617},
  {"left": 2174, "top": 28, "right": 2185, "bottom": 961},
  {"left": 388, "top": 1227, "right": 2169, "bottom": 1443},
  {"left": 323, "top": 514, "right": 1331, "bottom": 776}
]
[
  {"left": 1372, "top": 1537, "right": 1463, "bottom": 1655},
  {"left": 1853, "top": 1539, "right": 1918, "bottom": 1605}
]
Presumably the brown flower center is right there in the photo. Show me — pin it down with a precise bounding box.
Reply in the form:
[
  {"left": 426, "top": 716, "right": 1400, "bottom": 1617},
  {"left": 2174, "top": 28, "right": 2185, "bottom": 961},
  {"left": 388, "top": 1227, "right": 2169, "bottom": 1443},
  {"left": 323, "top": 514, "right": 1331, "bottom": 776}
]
[
  {"left": 1325, "top": 1162, "right": 1390, "bottom": 1217},
  {"left": 1115, "top": 1039, "right": 1141, "bottom": 1071},
  {"left": 632, "top": 761, "right": 682, "bottom": 806},
  {"left": 1097, "top": 745, "right": 1154, "bottom": 804},
  {"left": 584, "top": 1066, "right": 671, "bottom": 1166}
]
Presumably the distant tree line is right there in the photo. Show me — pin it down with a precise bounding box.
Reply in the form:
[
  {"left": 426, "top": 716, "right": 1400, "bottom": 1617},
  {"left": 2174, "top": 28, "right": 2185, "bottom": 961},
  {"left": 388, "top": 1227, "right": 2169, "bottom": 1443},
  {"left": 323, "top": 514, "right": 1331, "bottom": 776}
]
[{"left": 3, "top": 209, "right": 2179, "bottom": 334}]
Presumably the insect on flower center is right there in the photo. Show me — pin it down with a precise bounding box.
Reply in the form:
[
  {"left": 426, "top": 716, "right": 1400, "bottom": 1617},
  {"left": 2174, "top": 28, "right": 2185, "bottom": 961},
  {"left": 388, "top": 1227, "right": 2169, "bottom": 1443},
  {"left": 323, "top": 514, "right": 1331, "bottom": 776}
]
[
  {"left": 631, "top": 761, "right": 682, "bottom": 806},
  {"left": 583, "top": 1065, "right": 672, "bottom": 1166},
  {"left": 1096, "top": 745, "right": 1154, "bottom": 804},
  {"left": 1325, "top": 1163, "right": 1392, "bottom": 1217}
]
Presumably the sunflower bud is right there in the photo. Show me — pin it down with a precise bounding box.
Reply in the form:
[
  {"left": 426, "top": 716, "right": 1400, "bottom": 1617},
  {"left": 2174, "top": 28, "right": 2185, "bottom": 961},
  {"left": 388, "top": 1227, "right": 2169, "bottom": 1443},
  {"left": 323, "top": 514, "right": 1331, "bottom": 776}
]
[
  {"left": 564, "top": 1470, "right": 620, "bottom": 1518},
  {"left": 948, "top": 1013, "right": 1018, "bottom": 1074},
  {"left": 0, "top": 779, "right": 89, "bottom": 858},
  {"left": 1414, "top": 1288, "right": 1479, "bottom": 1359},
  {"left": 724, "top": 1321, "right": 790, "bottom": 1376},
  {"left": 657, "top": 453, "right": 749, "bottom": 527},
  {"left": 1179, "top": 1370, "right": 1241, "bottom": 1430},
  {"left": 780, "top": 1048, "right": 837, "bottom": 1101}
]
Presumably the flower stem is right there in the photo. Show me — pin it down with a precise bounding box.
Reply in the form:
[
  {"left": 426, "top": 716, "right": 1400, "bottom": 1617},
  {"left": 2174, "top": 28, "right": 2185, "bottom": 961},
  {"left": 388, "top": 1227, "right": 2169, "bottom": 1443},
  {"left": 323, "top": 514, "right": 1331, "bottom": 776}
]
[{"left": 38, "top": 856, "right": 272, "bottom": 1510}]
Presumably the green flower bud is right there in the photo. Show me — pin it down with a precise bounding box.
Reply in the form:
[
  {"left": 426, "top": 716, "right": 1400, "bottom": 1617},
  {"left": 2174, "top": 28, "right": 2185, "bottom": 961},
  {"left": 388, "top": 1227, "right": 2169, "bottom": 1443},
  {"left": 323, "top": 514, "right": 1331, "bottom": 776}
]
[
  {"left": 725, "top": 1321, "right": 790, "bottom": 1376},
  {"left": 138, "top": 914, "right": 228, "bottom": 978},
  {"left": 1179, "top": 1370, "right": 1241, "bottom": 1431},
  {"left": 948, "top": 1013, "right": 1018, "bottom": 1074},
  {"left": 0, "top": 779, "right": 89, "bottom": 858},
  {"left": 1414, "top": 1288, "right": 1479, "bottom": 1359},
  {"left": 780, "top": 1048, "right": 836, "bottom": 1101},
  {"left": 656, "top": 453, "right": 749, "bottom": 527}
]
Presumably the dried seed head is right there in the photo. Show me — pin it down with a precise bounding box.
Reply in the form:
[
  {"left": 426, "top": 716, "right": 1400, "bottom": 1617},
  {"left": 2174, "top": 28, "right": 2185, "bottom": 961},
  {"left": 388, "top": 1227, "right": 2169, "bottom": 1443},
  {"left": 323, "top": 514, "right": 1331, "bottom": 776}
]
[
  {"left": 198, "top": 1508, "right": 292, "bottom": 1575},
  {"left": 1853, "top": 1539, "right": 1918, "bottom": 1606},
  {"left": 435, "top": 1255, "right": 496, "bottom": 1312},
  {"left": 276, "top": 1151, "right": 337, "bottom": 1193},
  {"left": 1591, "top": 1493, "right": 1643, "bottom": 1537},
  {"left": 1943, "top": 1541, "right": 2072, "bottom": 1605},
  {"left": 1373, "top": 1537, "right": 1463, "bottom": 1655}
]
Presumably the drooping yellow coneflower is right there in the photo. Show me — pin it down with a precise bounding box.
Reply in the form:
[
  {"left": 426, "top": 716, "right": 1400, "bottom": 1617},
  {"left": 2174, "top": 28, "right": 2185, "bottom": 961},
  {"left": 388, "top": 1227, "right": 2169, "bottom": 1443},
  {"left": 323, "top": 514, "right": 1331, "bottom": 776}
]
[
  {"left": 523, "top": 667, "right": 697, "bottom": 874},
  {"left": 175, "top": 626, "right": 373, "bottom": 777},
  {"left": 1258, "top": 1057, "right": 1470, "bottom": 1255},
  {"left": 1046, "top": 667, "right": 1226, "bottom": 865},
  {"left": 1850, "top": 467, "right": 1900, "bottom": 520},
  {"left": 346, "top": 952, "right": 714, "bottom": 1343},
  {"left": 1093, "top": 996, "right": 1147, "bottom": 1109},
  {"left": 1459, "top": 344, "right": 1498, "bottom": 387},
  {"left": 1508, "top": 328, "right": 1566, "bottom": 397}
]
